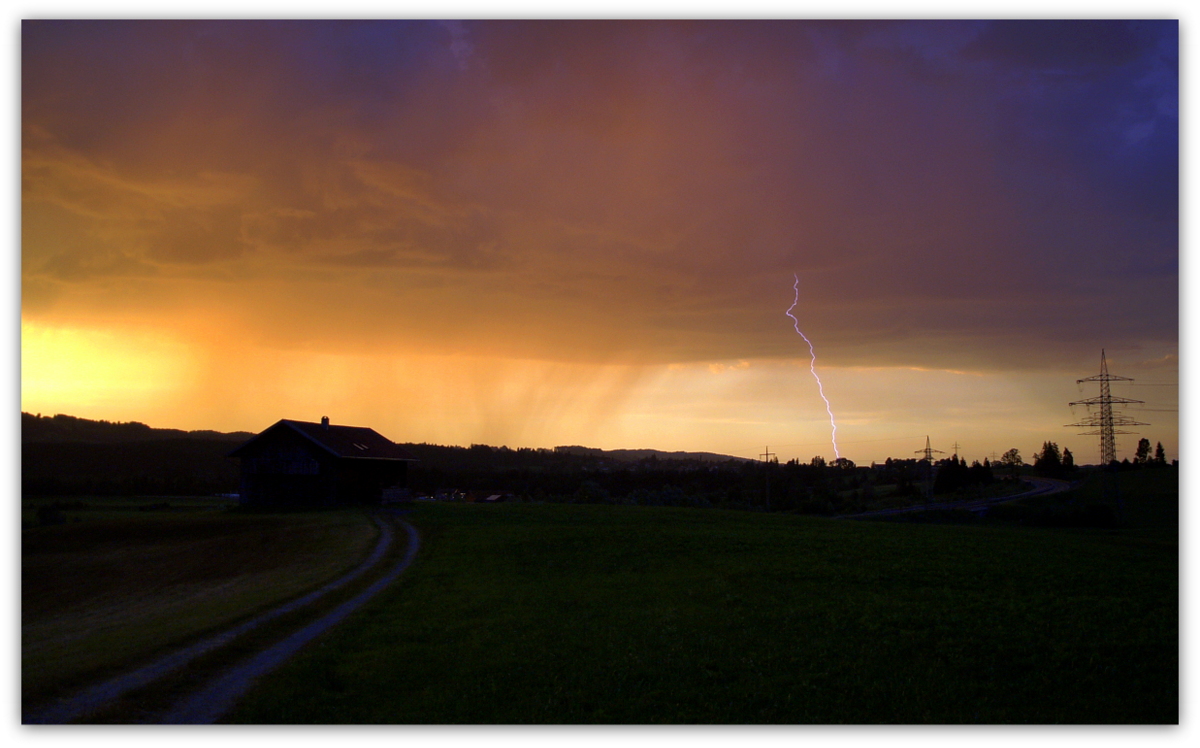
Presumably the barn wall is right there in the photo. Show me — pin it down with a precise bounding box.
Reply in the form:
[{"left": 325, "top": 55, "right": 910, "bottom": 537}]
[{"left": 236, "top": 427, "right": 336, "bottom": 506}]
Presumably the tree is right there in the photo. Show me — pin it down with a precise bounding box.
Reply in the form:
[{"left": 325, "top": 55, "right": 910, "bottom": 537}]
[
  {"left": 1154, "top": 442, "right": 1166, "bottom": 465},
  {"left": 969, "top": 459, "right": 994, "bottom": 485},
  {"left": 934, "top": 456, "right": 966, "bottom": 494},
  {"left": 810, "top": 456, "right": 826, "bottom": 468},
  {"left": 1062, "top": 447, "right": 1075, "bottom": 471},
  {"left": 1000, "top": 448, "right": 1022, "bottom": 479},
  {"left": 1034, "top": 441, "right": 1062, "bottom": 475},
  {"left": 1135, "top": 438, "right": 1152, "bottom": 465}
]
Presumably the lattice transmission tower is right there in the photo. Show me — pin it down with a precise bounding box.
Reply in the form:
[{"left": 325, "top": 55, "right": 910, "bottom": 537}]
[
  {"left": 1066, "top": 350, "right": 1148, "bottom": 465},
  {"left": 914, "top": 436, "right": 944, "bottom": 501},
  {"left": 915, "top": 435, "right": 945, "bottom": 463}
]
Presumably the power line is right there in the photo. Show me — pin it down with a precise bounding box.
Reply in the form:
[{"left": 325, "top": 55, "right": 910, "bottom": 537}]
[{"left": 1066, "top": 349, "right": 1148, "bottom": 465}]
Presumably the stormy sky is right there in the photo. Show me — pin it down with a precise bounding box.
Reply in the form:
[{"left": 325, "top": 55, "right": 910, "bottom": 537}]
[{"left": 20, "top": 18, "right": 1179, "bottom": 464}]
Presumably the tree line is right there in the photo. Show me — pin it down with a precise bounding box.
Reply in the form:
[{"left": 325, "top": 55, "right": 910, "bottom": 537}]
[{"left": 1023, "top": 438, "right": 1171, "bottom": 478}]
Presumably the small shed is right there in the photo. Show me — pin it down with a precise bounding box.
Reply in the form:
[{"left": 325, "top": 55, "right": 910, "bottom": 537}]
[{"left": 228, "top": 417, "right": 416, "bottom": 507}]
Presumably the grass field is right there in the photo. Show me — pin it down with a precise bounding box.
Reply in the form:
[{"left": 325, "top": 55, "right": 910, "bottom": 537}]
[
  {"left": 1034, "top": 468, "right": 1178, "bottom": 529},
  {"left": 22, "top": 499, "right": 379, "bottom": 705},
  {"left": 225, "top": 478, "right": 1177, "bottom": 724}
]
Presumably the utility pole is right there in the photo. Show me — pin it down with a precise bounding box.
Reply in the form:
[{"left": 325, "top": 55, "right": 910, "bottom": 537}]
[
  {"left": 1067, "top": 350, "right": 1147, "bottom": 465},
  {"left": 760, "top": 446, "right": 777, "bottom": 511},
  {"left": 952, "top": 441, "right": 962, "bottom": 461}
]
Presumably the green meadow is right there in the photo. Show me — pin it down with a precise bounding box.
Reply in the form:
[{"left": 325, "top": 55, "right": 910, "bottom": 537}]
[{"left": 227, "top": 477, "right": 1177, "bottom": 724}]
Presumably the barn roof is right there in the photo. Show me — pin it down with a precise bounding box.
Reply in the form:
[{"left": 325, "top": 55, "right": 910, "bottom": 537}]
[{"left": 228, "top": 419, "right": 418, "bottom": 461}]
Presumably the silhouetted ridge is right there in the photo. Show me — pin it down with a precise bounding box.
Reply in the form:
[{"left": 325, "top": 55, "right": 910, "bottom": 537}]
[{"left": 22, "top": 412, "right": 254, "bottom": 444}]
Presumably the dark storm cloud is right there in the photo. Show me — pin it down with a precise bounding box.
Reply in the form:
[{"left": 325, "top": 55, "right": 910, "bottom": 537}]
[
  {"left": 961, "top": 21, "right": 1178, "bottom": 210},
  {"left": 22, "top": 20, "right": 1177, "bottom": 372},
  {"left": 961, "top": 20, "right": 1158, "bottom": 71}
]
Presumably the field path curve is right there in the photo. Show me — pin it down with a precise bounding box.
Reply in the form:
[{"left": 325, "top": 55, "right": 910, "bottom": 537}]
[
  {"left": 25, "top": 510, "right": 408, "bottom": 725},
  {"left": 159, "top": 517, "right": 420, "bottom": 724}
]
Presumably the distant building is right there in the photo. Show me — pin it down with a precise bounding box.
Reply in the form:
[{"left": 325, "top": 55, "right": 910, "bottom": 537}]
[{"left": 228, "top": 417, "right": 416, "bottom": 507}]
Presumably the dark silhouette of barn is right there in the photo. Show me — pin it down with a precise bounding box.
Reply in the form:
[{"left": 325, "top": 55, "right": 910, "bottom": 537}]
[{"left": 228, "top": 417, "right": 416, "bottom": 507}]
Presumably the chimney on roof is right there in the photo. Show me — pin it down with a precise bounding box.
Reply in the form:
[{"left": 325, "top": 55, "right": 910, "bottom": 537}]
[{"left": 321, "top": 416, "right": 329, "bottom": 430}]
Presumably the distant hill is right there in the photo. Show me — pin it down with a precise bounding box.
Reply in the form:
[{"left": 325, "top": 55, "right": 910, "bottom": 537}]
[
  {"left": 22, "top": 413, "right": 254, "bottom": 444},
  {"left": 552, "top": 445, "right": 749, "bottom": 463},
  {"left": 21, "top": 413, "right": 252, "bottom": 496}
]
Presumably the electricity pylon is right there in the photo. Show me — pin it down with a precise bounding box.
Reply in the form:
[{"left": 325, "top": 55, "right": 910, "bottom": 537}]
[
  {"left": 760, "top": 446, "right": 777, "bottom": 511},
  {"left": 915, "top": 436, "right": 944, "bottom": 501},
  {"left": 915, "top": 436, "right": 945, "bottom": 463},
  {"left": 1066, "top": 350, "right": 1148, "bottom": 465}
]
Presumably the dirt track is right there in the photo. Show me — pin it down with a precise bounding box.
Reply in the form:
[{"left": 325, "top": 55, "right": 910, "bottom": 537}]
[
  {"left": 25, "top": 510, "right": 418, "bottom": 724},
  {"left": 159, "top": 517, "right": 420, "bottom": 723}
]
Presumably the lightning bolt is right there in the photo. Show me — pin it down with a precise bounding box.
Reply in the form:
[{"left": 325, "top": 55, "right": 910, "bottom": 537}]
[{"left": 786, "top": 273, "right": 841, "bottom": 460}]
